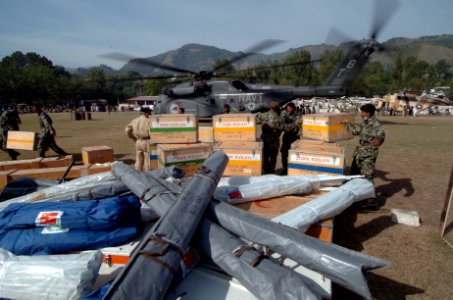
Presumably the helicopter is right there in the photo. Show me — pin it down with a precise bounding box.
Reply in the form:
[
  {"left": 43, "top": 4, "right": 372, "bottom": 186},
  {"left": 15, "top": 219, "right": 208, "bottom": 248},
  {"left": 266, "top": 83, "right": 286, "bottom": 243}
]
[{"left": 103, "top": 0, "right": 400, "bottom": 117}]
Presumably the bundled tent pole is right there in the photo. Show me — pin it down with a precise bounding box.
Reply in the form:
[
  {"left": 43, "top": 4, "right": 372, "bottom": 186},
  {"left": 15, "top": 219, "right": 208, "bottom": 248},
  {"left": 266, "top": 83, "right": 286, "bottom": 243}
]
[
  {"left": 111, "top": 162, "right": 324, "bottom": 299},
  {"left": 112, "top": 162, "right": 388, "bottom": 299},
  {"left": 207, "top": 198, "right": 388, "bottom": 300},
  {"left": 104, "top": 151, "right": 228, "bottom": 300}
]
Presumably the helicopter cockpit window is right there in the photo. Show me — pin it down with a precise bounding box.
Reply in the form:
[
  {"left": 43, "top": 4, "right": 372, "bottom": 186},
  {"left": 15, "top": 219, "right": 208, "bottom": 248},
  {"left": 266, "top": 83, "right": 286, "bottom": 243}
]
[{"left": 231, "top": 80, "right": 249, "bottom": 91}]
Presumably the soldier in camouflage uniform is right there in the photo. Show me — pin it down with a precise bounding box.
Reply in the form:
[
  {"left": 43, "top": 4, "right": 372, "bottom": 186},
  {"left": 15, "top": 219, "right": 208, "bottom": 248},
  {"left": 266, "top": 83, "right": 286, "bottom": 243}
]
[
  {"left": 256, "top": 102, "right": 283, "bottom": 174},
  {"left": 0, "top": 105, "right": 21, "bottom": 160},
  {"left": 344, "top": 103, "right": 385, "bottom": 181},
  {"left": 280, "top": 102, "right": 302, "bottom": 175},
  {"left": 35, "top": 104, "right": 68, "bottom": 158},
  {"left": 343, "top": 104, "right": 385, "bottom": 210}
]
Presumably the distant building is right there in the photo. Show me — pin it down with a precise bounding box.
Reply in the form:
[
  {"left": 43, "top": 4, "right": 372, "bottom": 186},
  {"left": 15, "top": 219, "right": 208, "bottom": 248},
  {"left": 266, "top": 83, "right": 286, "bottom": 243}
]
[{"left": 119, "top": 96, "right": 158, "bottom": 111}]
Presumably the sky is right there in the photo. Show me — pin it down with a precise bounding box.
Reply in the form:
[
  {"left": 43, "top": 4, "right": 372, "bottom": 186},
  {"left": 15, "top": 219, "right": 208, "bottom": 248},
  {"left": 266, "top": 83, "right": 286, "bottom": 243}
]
[{"left": 0, "top": 0, "right": 452, "bottom": 70}]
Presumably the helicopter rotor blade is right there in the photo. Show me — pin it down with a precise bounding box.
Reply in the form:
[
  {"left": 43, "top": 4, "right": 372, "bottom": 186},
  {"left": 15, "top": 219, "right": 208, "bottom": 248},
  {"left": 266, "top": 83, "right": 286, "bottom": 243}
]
[
  {"left": 214, "top": 58, "right": 323, "bottom": 79},
  {"left": 326, "top": 28, "right": 355, "bottom": 47},
  {"left": 369, "top": 0, "right": 401, "bottom": 40},
  {"left": 213, "top": 39, "right": 284, "bottom": 72},
  {"left": 100, "top": 52, "right": 197, "bottom": 75}
]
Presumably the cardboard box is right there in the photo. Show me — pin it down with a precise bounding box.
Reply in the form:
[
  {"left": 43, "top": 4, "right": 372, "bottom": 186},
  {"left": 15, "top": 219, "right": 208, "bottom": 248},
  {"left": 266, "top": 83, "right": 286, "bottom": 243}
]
[
  {"left": 213, "top": 114, "right": 257, "bottom": 142},
  {"left": 288, "top": 144, "right": 345, "bottom": 176},
  {"left": 6, "top": 131, "right": 37, "bottom": 150},
  {"left": 82, "top": 146, "right": 114, "bottom": 165},
  {"left": 157, "top": 143, "right": 212, "bottom": 176},
  {"left": 291, "top": 138, "right": 338, "bottom": 149},
  {"left": 302, "top": 113, "right": 354, "bottom": 142},
  {"left": 214, "top": 141, "right": 263, "bottom": 177},
  {"left": 235, "top": 194, "right": 332, "bottom": 243},
  {"left": 148, "top": 142, "right": 158, "bottom": 170},
  {"left": 198, "top": 125, "right": 214, "bottom": 143},
  {"left": 149, "top": 114, "right": 198, "bottom": 143}
]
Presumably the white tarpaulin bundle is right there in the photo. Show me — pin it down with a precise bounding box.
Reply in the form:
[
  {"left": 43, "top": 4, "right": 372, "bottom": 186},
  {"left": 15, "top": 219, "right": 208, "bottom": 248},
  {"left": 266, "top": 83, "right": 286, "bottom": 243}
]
[
  {"left": 0, "top": 249, "right": 102, "bottom": 300},
  {"left": 214, "top": 174, "right": 362, "bottom": 204},
  {"left": 0, "top": 172, "right": 123, "bottom": 211},
  {"left": 272, "top": 178, "right": 375, "bottom": 231}
]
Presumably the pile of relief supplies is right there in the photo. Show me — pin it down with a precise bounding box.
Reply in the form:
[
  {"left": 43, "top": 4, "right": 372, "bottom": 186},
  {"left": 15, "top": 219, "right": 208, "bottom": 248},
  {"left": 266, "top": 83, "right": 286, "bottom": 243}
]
[{"left": 0, "top": 153, "right": 388, "bottom": 300}]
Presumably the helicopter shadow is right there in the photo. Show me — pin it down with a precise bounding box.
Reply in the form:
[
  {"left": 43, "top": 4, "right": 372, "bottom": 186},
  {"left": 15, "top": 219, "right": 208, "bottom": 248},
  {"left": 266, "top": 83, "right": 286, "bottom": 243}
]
[
  {"left": 332, "top": 273, "right": 424, "bottom": 300},
  {"left": 374, "top": 169, "right": 415, "bottom": 207},
  {"left": 333, "top": 210, "right": 395, "bottom": 251}
]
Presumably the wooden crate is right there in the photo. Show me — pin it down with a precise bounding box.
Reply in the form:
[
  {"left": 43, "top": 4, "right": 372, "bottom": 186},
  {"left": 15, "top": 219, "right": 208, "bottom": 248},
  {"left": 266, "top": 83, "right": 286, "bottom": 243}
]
[
  {"left": 235, "top": 194, "right": 333, "bottom": 243},
  {"left": 149, "top": 114, "right": 198, "bottom": 143},
  {"left": 82, "top": 146, "right": 114, "bottom": 165},
  {"left": 0, "top": 164, "right": 111, "bottom": 189},
  {"left": 302, "top": 113, "right": 354, "bottom": 142},
  {"left": 6, "top": 131, "right": 38, "bottom": 150},
  {"left": 198, "top": 125, "right": 214, "bottom": 143},
  {"left": 288, "top": 144, "right": 345, "bottom": 176},
  {"left": 157, "top": 143, "right": 212, "bottom": 176},
  {"left": 214, "top": 141, "right": 263, "bottom": 177},
  {"left": 213, "top": 113, "right": 257, "bottom": 142}
]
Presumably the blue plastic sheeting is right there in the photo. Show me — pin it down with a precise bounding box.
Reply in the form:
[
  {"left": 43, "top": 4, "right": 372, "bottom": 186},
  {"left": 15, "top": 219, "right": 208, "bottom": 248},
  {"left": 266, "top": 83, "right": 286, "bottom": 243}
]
[
  {"left": 0, "top": 195, "right": 140, "bottom": 232},
  {"left": 0, "top": 195, "right": 142, "bottom": 255}
]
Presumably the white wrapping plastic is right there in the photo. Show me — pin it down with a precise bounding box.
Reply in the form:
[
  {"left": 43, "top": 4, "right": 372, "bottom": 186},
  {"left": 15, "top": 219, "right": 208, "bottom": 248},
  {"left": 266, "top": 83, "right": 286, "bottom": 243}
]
[
  {"left": 272, "top": 178, "right": 375, "bottom": 231},
  {"left": 215, "top": 174, "right": 362, "bottom": 204},
  {"left": 0, "top": 171, "right": 116, "bottom": 211},
  {"left": 0, "top": 249, "right": 102, "bottom": 300}
]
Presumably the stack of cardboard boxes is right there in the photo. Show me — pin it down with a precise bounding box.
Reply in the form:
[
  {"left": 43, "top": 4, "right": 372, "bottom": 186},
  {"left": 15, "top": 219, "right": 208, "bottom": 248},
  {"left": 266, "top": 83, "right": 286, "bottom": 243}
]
[
  {"left": 212, "top": 113, "right": 263, "bottom": 177},
  {"left": 288, "top": 113, "right": 354, "bottom": 176},
  {"left": 149, "top": 114, "right": 212, "bottom": 176}
]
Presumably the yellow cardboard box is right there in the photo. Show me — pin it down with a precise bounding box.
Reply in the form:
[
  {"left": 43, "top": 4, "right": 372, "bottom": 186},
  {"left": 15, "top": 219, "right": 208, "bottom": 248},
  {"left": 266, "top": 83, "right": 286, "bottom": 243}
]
[
  {"left": 6, "top": 131, "right": 38, "bottom": 150},
  {"left": 213, "top": 113, "right": 257, "bottom": 142},
  {"left": 288, "top": 144, "right": 345, "bottom": 176},
  {"left": 198, "top": 125, "right": 214, "bottom": 143},
  {"left": 157, "top": 143, "right": 212, "bottom": 176},
  {"left": 214, "top": 141, "right": 263, "bottom": 177},
  {"left": 302, "top": 113, "right": 354, "bottom": 142},
  {"left": 82, "top": 146, "right": 114, "bottom": 165},
  {"left": 149, "top": 114, "right": 198, "bottom": 143}
]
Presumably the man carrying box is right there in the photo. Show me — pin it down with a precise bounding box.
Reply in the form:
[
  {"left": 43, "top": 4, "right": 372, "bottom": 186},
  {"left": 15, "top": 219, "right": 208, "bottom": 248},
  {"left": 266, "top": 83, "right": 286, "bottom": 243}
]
[
  {"left": 125, "top": 106, "right": 152, "bottom": 172},
  {"left": 0, "top": 105, "right": 21, "bottom": 160},
  {"left": 35, "top": 104, "right": 68, "bottom": 158}
]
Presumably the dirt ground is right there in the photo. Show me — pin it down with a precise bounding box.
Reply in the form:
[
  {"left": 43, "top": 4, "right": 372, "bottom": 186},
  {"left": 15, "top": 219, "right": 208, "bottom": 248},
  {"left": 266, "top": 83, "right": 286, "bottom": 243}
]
[{"left": 1, "top": 111, "right": 453, "bottom": 299}]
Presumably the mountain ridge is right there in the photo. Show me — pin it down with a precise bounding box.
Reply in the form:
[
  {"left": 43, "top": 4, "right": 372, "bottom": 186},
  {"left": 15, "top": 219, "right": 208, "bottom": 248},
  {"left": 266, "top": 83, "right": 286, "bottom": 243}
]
[{"left": 72, "top": 34, "right": 453, "bottom": 75}]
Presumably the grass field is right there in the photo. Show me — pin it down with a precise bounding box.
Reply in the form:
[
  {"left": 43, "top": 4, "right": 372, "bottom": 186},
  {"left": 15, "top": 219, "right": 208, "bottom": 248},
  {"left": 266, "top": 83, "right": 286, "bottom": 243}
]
[{"left": 1, "top": 111, "right": 453, "bottom": 299}]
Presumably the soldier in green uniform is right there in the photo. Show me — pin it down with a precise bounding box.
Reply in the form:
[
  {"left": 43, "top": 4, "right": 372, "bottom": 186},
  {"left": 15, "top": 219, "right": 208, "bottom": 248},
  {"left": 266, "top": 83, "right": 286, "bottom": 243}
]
[
  {"left": 343, "top": 103, "right": 385, "bottom": 209},
  {"left": 0, "top": 105, "right": 21, "bottom": 160},
  {"left": 35, "top": 104, "right": 68, "bottom": 158},
  {"left": 256, "top": 102, "right": 283, "bottom": 174},
  {"left": 280, "top": 102, "right": 302, "bottom": 175}
]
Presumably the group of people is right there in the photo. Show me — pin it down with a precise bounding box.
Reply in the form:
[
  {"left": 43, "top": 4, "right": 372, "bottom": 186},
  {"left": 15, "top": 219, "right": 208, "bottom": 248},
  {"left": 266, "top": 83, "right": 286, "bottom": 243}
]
[
  {"left": 256, "top": 101, "right": 302, "bottom": 175},
  {"left": 0, "top": 104, "right": 68, "bottom": 160},
  {"left": 256, "top": 102, "right": 385, "bottom": 206}
]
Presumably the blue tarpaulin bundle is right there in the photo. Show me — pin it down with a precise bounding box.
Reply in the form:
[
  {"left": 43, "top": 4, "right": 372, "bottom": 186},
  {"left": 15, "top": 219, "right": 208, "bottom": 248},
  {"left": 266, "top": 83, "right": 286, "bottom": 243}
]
[{"left": 0, "top": 195, "right": 142, "bottom": 255}]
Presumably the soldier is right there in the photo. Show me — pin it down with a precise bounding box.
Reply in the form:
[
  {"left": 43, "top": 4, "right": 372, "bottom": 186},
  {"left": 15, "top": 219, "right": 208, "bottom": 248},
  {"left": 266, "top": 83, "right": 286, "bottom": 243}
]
[
  {"left": 35, "top": 104, "right": 68, "bottom": 158},
  {"left": 280, "top": 102, "right": 302, "bottom": 175},
  {"left": 256, "top": 101, "right": 283, "bottom": 174},
  {"left": 223, "top": 104, "right": 231, "bottom": 114},
  {"left": 0, "top": 105, "right": 21, "bottom": 160},
  {"left": 343, "top": 103, "right": 385, "bottom": 210},
  {"left": 125, "top": 106, "right": 152, "bottom": 172}
]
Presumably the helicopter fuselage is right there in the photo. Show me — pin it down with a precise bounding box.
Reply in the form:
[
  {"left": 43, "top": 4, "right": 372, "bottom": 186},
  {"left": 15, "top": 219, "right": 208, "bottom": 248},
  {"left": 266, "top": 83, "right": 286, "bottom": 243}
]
[{"left": 154, "top": 80, "right": 348, "bottom": 117}]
